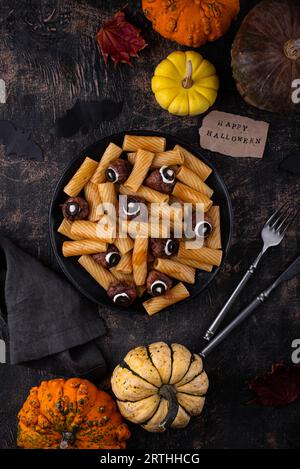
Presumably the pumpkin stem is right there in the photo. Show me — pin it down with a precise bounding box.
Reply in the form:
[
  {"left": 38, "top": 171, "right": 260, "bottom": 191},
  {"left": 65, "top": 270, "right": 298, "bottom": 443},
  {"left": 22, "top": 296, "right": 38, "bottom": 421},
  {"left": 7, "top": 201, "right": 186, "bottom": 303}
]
[
  {"left": 60, "top": 431, "right": 75, "bottom": 449},
  {"left": 158, "top": 385, "right": 179, "bottom": 431},
  {"left": 182, "top": 60, "right": 193, "bottom": 89},
  {"left": 284, "top": 39, "right": 300, "bottom": 60}
]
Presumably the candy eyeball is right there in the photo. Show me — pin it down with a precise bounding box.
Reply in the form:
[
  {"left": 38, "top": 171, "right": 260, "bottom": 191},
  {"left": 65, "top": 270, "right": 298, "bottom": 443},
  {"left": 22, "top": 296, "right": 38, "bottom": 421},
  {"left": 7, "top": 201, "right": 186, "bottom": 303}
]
[
  {"left": 120, "top": 195, "right": 145, "bottom": 220},
  {"left": 144, "top": 166, "right": 176, "bottom": 194},
  {"left": 146, "top": 270, "right": 173, "bottom": 296},
  {"left": 113, "top": 292, "right": 131, "bottom": 306},
  {"left": 150, "top": 238, "right": 179, "bottom": 258},
  {"left": 92, "top": 245, "right": 120, "bottom": 268},
  {"left": 194, "top": 220, "right": 213, "bottom": 238},
  {"left": 105, "top": 250, "right": 121, "bottom": 267},
  {"left": 106, "top": 167, "right": 119, "bottom": 183},
  {"left": 159, "top": 166, "right": 175, "bottom": 184},
  {"left": 164, "top": 239, "right": 179, "bottom": 256},
  {"left": 107, "top": 281, "right": 138, "bottom": 307},
  {"left": 61, "top": 197, "right": 89, "bottom": 221},
  {"left": 151, "top": 280, "right": 168, "bottom": 296},
  {"left": 105, "top": 159, "right": 132, "bottom": 184}
]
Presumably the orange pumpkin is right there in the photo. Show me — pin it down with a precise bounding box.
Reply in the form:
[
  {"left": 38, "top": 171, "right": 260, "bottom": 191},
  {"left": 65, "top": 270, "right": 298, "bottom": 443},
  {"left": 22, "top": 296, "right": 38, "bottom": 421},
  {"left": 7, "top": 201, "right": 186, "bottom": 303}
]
[
  {"left": 142, "top": 0, "right": 240, "bottom": 47},
  {"left": 17, "top": 378, "right": 131, "bottom": 449}
]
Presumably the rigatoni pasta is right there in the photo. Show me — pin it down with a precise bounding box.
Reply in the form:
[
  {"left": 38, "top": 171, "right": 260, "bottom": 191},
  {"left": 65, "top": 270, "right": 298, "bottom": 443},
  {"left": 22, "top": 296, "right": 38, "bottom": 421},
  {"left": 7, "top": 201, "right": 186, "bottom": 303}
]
[
  {"left": 123, "top": 135, "right": 166, "bottom": 152},
  {"left": 91, "top": 143, "right": 122, "bottom": 184},
  {"left": 120, "top": 184, "right": 169, "bottom": 204},
  {"left": 114, "top": 235, "right": 134, "bottom": 254},
  {"left": 176, "top": 166, "right": 213, "bottom": 198},
  {"left": 175, "top": 256, "right": 213, "bottom": 272},
  {"left": 58, "top": 219, "right": 82, "bottom": 240},
  {"left": 78, "top": 255, "right": 115, "bottom": 290},
  {"left": 124, "top": 149, "right": 154, "bottom": 192},
  {"left": 71, "top": 220, "right": 102, "bottom": 240},
  {"left": 132, "top": 237, "right": 148, "bottom": 286},
  {"left": 172, "top": 182, "right": 212, "bottom": 212},
  {"left": 143, "top": 283, "right": 190, "bottom": 316},
  {"left": 206, "top": 206, "right": 222, "bottom": 249},
  {"left": 58, "top": 134, "right": 223, "bottom": 315},
  {"left": 178, "top": 243, "right": 223, "bottom": 267},
  {"left": 98, "top": 182, "right": 117, "bottom": 208},
  {"left": 128, "top": 148, "right": 183, "bottom": 168},
  {"left": 116, "top": 251, "right": 133, "bottom": 274},
  {"left": 62, "top": 239, "right": 107, "bottom": 257},
  {"left": 174, "top": 145, "right": 212, "bottom": 181},
  {"left": 64, "top": 157, "right": 98, "bottom": 197},
  {"left": 84, "top": 181, "right": 102, "bottom": 222},
  {"left": 154, "top": 258, "right": 196, "bottom": 284}
]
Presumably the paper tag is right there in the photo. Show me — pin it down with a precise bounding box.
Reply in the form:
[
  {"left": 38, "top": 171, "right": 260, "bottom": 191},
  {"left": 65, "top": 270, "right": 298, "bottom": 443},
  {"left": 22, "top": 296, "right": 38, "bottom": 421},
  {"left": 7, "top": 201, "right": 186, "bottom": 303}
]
[{"left": 199, "top": 111, "right": 269, "bottom": 158}]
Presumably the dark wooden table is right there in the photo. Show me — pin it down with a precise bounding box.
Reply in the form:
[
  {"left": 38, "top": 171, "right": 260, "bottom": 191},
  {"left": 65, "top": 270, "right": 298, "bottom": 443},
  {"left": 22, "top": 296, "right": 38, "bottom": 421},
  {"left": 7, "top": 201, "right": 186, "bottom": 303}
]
[{"left": 1, "top": 0, "right": 300, "bottom": 450}]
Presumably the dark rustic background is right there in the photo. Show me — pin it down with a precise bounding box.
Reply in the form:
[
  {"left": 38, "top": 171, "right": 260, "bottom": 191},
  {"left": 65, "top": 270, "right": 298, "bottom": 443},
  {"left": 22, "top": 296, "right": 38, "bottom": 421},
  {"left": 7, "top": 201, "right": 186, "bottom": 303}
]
[{"left": 0, "top": 0, "right": 300, "bottom": 449}]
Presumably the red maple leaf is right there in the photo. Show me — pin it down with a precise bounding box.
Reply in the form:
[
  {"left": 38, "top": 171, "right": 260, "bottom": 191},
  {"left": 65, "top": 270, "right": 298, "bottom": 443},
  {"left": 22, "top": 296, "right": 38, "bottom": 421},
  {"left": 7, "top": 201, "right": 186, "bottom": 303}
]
[
  {"left": 96, "top": 11, "right": 147, "bottom": 65},
  {"left": 248, "top": 363, "right": 300, "bottom": 407}
]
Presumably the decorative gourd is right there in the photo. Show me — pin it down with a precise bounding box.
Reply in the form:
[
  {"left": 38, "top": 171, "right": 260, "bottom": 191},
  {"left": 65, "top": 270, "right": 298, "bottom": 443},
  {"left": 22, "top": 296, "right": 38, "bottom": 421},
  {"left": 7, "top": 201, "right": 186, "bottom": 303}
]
[
  {"left": 111, "top": 342, "right": 208, "bottom": 432},
  {"left": 231, "top": 0, "right": 300, "bottom": 113},
  {"left": 152, "top": 51, "right": 219, "bottom": 116},
  {"left": 142, "top": 0, "right": 240, "bottom": 47},
  {"left": 17, "top": 378, "right": 131, "bottom": 449}
]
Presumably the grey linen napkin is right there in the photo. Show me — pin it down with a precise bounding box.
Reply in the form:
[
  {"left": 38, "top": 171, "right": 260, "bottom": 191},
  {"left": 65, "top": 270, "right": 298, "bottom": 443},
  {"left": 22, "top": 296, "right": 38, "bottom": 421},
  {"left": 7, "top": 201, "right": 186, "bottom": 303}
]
[{"left": 0, "top": 236, "right": 107, "bottom": 380}]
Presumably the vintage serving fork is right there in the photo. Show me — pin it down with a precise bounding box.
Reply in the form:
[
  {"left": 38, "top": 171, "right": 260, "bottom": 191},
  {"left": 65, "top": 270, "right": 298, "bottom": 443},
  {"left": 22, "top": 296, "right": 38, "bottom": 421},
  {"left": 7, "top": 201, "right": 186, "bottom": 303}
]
[{"left": 204, "top": 203, "right": 298, "bottom": 341}]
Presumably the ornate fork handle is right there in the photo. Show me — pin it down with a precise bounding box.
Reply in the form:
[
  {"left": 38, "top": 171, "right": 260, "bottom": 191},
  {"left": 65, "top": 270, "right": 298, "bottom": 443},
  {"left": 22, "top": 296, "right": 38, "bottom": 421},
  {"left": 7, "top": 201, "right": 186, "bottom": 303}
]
[{"left": 203, "top": 248, "right": 267, "bottom": 341}]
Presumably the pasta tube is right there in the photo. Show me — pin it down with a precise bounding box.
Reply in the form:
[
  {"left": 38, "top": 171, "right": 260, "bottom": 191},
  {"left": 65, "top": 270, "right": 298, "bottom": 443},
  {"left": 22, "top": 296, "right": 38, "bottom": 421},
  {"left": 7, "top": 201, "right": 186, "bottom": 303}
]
[
  {"left": 98, "top": 182, "right": 117, "bottom": 208},
  {"left": 62, "top": 239, "right": 107, "bottom": 257},
  {"left": 143, "top": 282, "right": 190, "bottom": 316},
  {"left": 206, "top": 206, "right": 222, "bottom": 249},
  {"left": 124, "top": 149, "right": 154, "bottom": 192},
  {"left": 178, "top": 243, "right": 222, "bottom": 267},
  {"left": 152, "top": 148, "right": 184, "bottom": 168},
  {"left": 154, "top": 258, "right": 196, "bottom": 284},
  {"left": 110, "top": 267, "right": 134, "bottom": 284},
  {"left": 95, "top": 215, "right": 116, "bottom": 243},
  {"left": 172, "top": 182, "right": 212, "bottom": 212},
  {"left": 132, "top": 237, "right": 148, "bottom": 286},
  {"left": 176, "top": 166, "right": 213, "bottom": 198},
  {"left": 175, "top": 257, "right": 213, "bottom": 272},
  {"left": 71, "top": 220, "right": 102, "bottom": 240},
  {"left": 123, "top": 135, "right": 166, "bottom": 152},
  {"left": 115, "top": 251, "right": 133, "bottom": 274},
  {"left": 114, "top": 235, "right": 134, "bottom": 254},
  {"left": 91, "top": 143, "right": 123, "bottom": 184},
  {"left": 57, "top": 219, "right": 82, "bottom": 240},
  {"left": 64, "top": 157, "right": 98, "bottom": 197},
  {"left": 120, "top": 184, "right": 169, "bottom": 204},
  {"left": 78, "top": 255, "right": 115, "bottom": 290},
  {"left": 174, "top": 145, "right": 212, "bottom": 181},
  {"left": 128, "top": 148, "right": 183, "bottom": 168},
  {"left": 121, "top": 220, "right": 171, "bottom": 239},
  {"left": 84, "top": 181, "right": 102, "bottom": 222}
]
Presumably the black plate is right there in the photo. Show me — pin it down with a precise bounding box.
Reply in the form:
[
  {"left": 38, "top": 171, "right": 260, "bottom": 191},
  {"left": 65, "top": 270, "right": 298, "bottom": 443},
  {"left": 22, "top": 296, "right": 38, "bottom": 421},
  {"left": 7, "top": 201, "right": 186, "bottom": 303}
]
[{"left": 49, "top": 130, "right": 233, "bottom": 314}]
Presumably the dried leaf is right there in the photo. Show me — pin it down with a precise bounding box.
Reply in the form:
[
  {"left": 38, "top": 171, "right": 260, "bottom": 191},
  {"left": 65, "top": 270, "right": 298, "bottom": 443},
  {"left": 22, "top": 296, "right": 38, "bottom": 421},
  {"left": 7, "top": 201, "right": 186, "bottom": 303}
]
[
  {"left": 248, "top": 363, "right": 300, "bottom": 407},
  {"left": 96, "top": 11, "right": 147, "bottom": 65}
]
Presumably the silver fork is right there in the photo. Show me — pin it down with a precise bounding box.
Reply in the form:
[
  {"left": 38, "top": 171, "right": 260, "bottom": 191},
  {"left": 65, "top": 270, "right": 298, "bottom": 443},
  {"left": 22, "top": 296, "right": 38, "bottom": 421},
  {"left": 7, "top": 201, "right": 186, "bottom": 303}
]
[{"left": 203, "top": 203, "right": 298, "bottom": 341}]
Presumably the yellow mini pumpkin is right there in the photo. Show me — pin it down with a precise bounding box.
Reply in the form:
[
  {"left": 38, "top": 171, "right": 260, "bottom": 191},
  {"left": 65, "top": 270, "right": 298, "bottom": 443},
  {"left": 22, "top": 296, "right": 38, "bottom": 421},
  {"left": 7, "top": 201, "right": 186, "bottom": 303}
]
[
  {"left": 111, "top": 342, "right": 209, "bottom": 432},
  {"left": 152, "top": 51, "right": 219, "bottom": 116}
]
